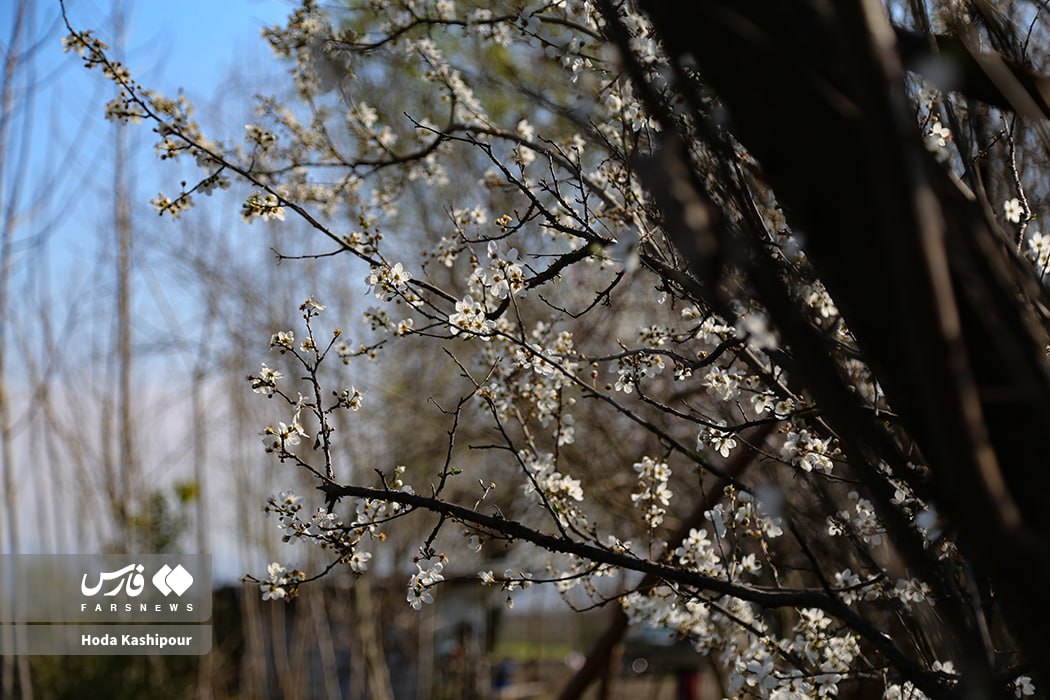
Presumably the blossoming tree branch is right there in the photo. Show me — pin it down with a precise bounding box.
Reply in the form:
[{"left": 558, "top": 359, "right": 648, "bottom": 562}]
[{"left": 64, "top": 0, "right": 1050, "bottom": 697}]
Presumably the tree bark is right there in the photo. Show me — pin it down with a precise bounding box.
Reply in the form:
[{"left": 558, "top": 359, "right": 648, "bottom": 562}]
[{"left": 638, "top": 0, "right": 1050, "bottom": 687}]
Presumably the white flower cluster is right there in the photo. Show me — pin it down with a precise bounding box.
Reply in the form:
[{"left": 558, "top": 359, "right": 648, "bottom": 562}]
[
  {"left": 266, "top": 490, "right": 341, "bottom": 543},
  {"left": 1027, "top": 231, "right": 1050, "bottom": 271},
  {"left": 703, "top": 365, "right": 746, "bottom": 402},
  {"left": 675, "top": 528, "right": 722, "bottom": 576},
  {"left": 480, "top": 242, "right": 526, "bottom": 299},
  {"left": 631, "top": 456, "right": 672, "bottom": 529},
  {"left": 827, "top": 491, "right": 884, "bottom": 545},
  {"left": 241, "top": 192, "right": 286, "bottom": 222},
  {"left": 365, "top": 262, "right": 412, "bottom": 301},
  {"left": 779, "top": 608, "right": 860, "bottom": 698},
  {"left": 261, "top": 561, "right": 305, "bottom": 601},
  {"left": 354, "top": 468, "right": 413, "bottom": 538},
  {"left": 250, "top": 363, "right": 283, "bottom": 396},
  {"left": 150, "top": 192, "right": 194, "bottom": 219},
  {"left": 468, "top": 8, "right": 511, "bottom": 46},
  {"left": 260, "top": 414, "right": 308, "bottom": 453},
  {"left": 448, "top": 295, "right": 493, "bottom": 336},
  {"left": 270, "top": 330, "right": 294, "bottom": 351},
  {"left": 613, "top": 352, "right": 665, "bottom": 393},
  {"left": 522, "top": 451, "right": 584, "bottom": 511},
  {"left": 695, "top": 315, "right": 735, "bottom": 344},
  {"left": 407, "top": 559, "right": 445, "bottom": 610},
  {"left": 706, "top": 488, "right": 785, "bottom": 542},
  {"left": 624, "top": 582, "right": 862, "bottom": 700},
  {"left": 411, "top": 37, "right": 486, "bottom": 125},
  {"left": 335, "top": 387, "right": 363, "bottom": 411},
  {"left": 698, "top": 421, "right": 737, "bottom": 459},
  {"left": 736, "top": 311, "right": 779, "bottom": 352},
  {"left": 506, "top": 332, "right": 578, "bottom": 432},
  {"left": 804, "top": 284, "right": 839, "bottom": 320},
  {"left": 245, "top": 123, "right": 277, "bottom": 153},
  {"left": 832, "top": 568, "right": 879, "bottom": 605},
  {"left": 1005, "top": 197, "right": 1024, "bottom": 224},
  {"left": 923, "top": 119, "right": 951, "bottom": 160},
  {"left": 884, "top": 662, "right": 957, "bottom": 699},
  {"left": 478, "top": 568, "right": 534, "bottom": 609},
  {"left": 783, "top": 428, "right": 837, "bottom": 474}
]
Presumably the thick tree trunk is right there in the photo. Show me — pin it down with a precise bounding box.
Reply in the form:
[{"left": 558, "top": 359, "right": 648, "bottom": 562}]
[{"left": 638, "top": 0, "right": 1050, "bottom": 688}]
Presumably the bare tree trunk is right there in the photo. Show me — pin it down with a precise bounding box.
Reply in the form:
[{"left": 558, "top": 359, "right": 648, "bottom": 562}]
[
  {"left": 309, "top": 589, "right": 343, "bottom": 699},
  {"left": 271, "top": 600, "right": 296, "bottom": 700},
  {"left": 230, "top": 361, "right": 268, "bottom": 700},
  {"left": 193, "top": 368, "right": 213, "bottom": 699},
  {"left": 24, "top": 249, "right": 72, "bottom": 556},
  {"left": 415, "top": 597, "right": 434, "bottom": 700},
  {"left": 290, "top": 588, "right": 318, "bottom": 699},
  {"left": 112, "top": 4, "right": 136, "bottom": 550},
  {"left": 632, "top": 0, "right": 1050, "bottom": 689},
  {"left": 353, "top": 579, "right": 394, "bottom": 700},
  {"left": 0, "top": 2, "right": 33, "bottom": 697},
  {"left": 240, "top": 586, "right": 266, "bottom": 700},
  {"left": 596, "top": 641, "right": 621, "bottom": 700}
]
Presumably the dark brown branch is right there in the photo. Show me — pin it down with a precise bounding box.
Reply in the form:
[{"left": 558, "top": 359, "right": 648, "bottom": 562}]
[
  {"left": 318, "top": 478, "right": 940, "bottom": 694},
  {"left": 894, "top": 25, "right": 1050, "bottom": 120}
]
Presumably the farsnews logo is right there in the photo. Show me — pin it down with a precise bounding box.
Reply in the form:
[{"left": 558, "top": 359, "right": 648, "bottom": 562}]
[
  {"left": 152, "top": 564, "right": 194, "bottom": 597},
  {"left": 81, "top": 563, "right": 146, "bottom": 597},
  {"left": 81, "top": 563, "right": 194, "bottom": 598},
  {"left": 4, "top": 554, "right": 208, "bottom": 623}
]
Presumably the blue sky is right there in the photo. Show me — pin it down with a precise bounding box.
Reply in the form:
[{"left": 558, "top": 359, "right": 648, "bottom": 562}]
[
  {"left": 0, "top": 0, "right": 306, "bottom": 573},
  {"left": 0, "top": 0, "right": 300, "bottom": 381},
  {"left": 55, "top": 1, "right": 293, "bottom": 91},
  {"left": 7, "top": 0, "right": 298, "bottom": 306}
]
